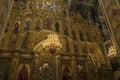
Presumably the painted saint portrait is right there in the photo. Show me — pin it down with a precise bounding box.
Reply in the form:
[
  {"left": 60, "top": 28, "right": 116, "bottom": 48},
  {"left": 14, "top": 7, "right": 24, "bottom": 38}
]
[
  {"left": 77, "top": 65, "right": 87, "bottom": 80},
  {"left": 38, "top": 63, "right": 55, "bottom": 80},
  {"left": 13, "top": 22, "right": 19, "bottom": 33},
  {"left": 17, "top": 64, "right": 30, "bottom": 80},
  {"left": 24, "top": 20, "right": 31, "bottom": 31},
  {"left": 63, "top": 66, "right": 71, "bottom": 80},
  {"left": 35, "top": 19, "right": 41, "bottom": 32}
]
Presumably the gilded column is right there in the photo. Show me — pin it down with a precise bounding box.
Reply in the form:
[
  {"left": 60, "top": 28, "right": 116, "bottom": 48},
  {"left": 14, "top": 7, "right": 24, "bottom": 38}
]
[
  {"left": 84, "top": 56, "right": 90, "bottom": 80},
  {"left": 31, "top": 53, "right": 39, "bottom": 80},
  {"left": 56, "top": 55, "right": 61, "bottom": 80},
  {"left": 71, "top": 56, "right": 78, "bottom": 80},
  {"left": 9, "top": 52, "right": 19, "bottom": 80},
  {"left": 3, "top": 33, "right": 10, "bottom": 49},
  {"left": 16, "top": 18, "right": 24, "bottom": 49}
]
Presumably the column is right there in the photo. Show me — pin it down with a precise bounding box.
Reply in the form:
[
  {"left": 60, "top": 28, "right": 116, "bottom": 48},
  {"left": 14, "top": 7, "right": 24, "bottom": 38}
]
[
  {"left": 31, "top": 53, "right": 39, "bottom": 80},
  {"left": 71, "top": 56, "right": 78, "bottom": 80},
  {"left": 56, "top": 55, "right": 61, "bottom": 80},
  {"left": 84, "top": 56, "right": 90, "bottom": 80},
  {"left": 16, "top": 34, "right": 22, "bottom": 49},
  {"left": 9, "top": 52, "right": 19, "bottom": 80},
  {"left": 3, "top": 33, "right": 10, "bottom": 49}
]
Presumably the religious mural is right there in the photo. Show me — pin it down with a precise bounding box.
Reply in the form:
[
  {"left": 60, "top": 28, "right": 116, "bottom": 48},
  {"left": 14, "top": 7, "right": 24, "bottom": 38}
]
[
  {"left": 35, "top": 19, "right": 41, "bottom": 32},
  {"left": 44, "top": 1, "right": 53, "bottom": 9},
  {"left": 74, "top": 44, "right": 78, "bottom": 53},
  {"left": 37, "top": 2, "right": 42, "bottom": 9},
  {"left": 0, "top": 0, "right": 116, "bottom": 80},
  {"left": 77, "top": 64, "right": 87, "bottom": 80},
  {"left": 9, "top": 34, "right": 18, "bottom": 49},
  {"left": 63, "top": 27, "right": 68, "bottom": 36},
  {"left": 72, "top": 30, "right": 76, "bottom": 40},
  {"left": 17, "top": 64, "right": 30, "bottom": 80},
  {"left": 79, "top": 31, "right": 84, "bottom": 41},
  {"left": 13, "top": 22, "right": 19, "bottom": 34},
  {"left": 55, "top": 22, "right": 59, "bottom": 32},
  {"left": 22, "top": 32, "right": 29, "bottom": 49},
  {"left": 24, "top": 20, "right": 31, "bottom": 31},
  {"left": 28, "top": 3, "right": 33, "bottom": 9},
  {"left": 62, "top": 66, "right": 71, "bottom": 80},
  {"left": 44, "top": 17, "right": 53, "bottom": 30},
  {"left": 5, "top": 22, "right": 9, "bottom": 32},
  {"left": 37, "top": 63, "right": 55, "bottom": 80}
]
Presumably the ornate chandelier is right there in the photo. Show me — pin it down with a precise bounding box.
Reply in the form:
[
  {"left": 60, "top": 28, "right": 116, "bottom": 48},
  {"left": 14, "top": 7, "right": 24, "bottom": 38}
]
[
  {"left": 108, "top": 45, "right": 117, "bottom": 59},
  {"left": 42, "top": 34, "right": 62, "bottom": 55}
]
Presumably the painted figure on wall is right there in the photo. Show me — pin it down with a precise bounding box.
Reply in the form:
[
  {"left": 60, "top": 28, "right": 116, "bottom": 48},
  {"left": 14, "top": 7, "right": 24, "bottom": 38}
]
[
  {"left": 45, "top": 1, "right": 52, "bottom": 9},
  {"left": 22, "top": 32, "right": 29, "bottom": 49},
  {"left": 13, "top": 22, "right": 19, "bottom": 33},
  {"left": 29, "top": 3, "right": 33, "bottom": 9},
  {"left": 44, "top": 17, "right": 52, "bottom": 30},
  {"left": 35, "top": 19, "right": 41, "bottom": 32},
  {"left": 5, "top": 22, "right": 9, "bottom": 32},
  {"left": 55, "top": 22, "right": 59, "bottom": 32},
  {"left": 24, "top": 20, "right": 31, "bottom": 31},
  {"left": 72, "top": 31, "right": 76, "bottom": 40},
  {"left": 9, "top": 34, "right": 18, "bottom": 49},
  {"left": 79, "top": 31, "right": 84, "bottom": 41},
  {"left": 38, "top": 63, "right": 55, "bottom": 80},
  {"left": 74, "top": 44, "right": 78, "bottom": 53},
  {"left": 17, "top": 64, "right": 29, "bottom": 80},
  {"left": 77, "top": 65, "right": 87, "bottom": 80},
  {"left": 63, "top": 66, "right": 71, "bottom": 80},
  {"left": 38, "top": 2, "right": 42, "bottom": 8},
  {"left": 66, "top": 44, "right": 70, "bottom": 52},
  {"left": 64, "top": 27, "right": 68, "bottom": 35}
]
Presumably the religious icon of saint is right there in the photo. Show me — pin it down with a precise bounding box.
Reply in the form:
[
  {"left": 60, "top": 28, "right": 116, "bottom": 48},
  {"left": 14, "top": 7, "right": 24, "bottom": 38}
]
[
  {"left": 63, "top": 66, "right": 71, "bottom": 80},
  {"left": 13, "top": 22, "right": 19, "bottom": 33},
  {"left": 38, "top": 3, "right": 42, "bottom": 8},
  {"left": 17, "top": 64, "right": 28, "bottom": 80},
  {"left": 24, "top": 20, "right": 31, "bottom": 31}
]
